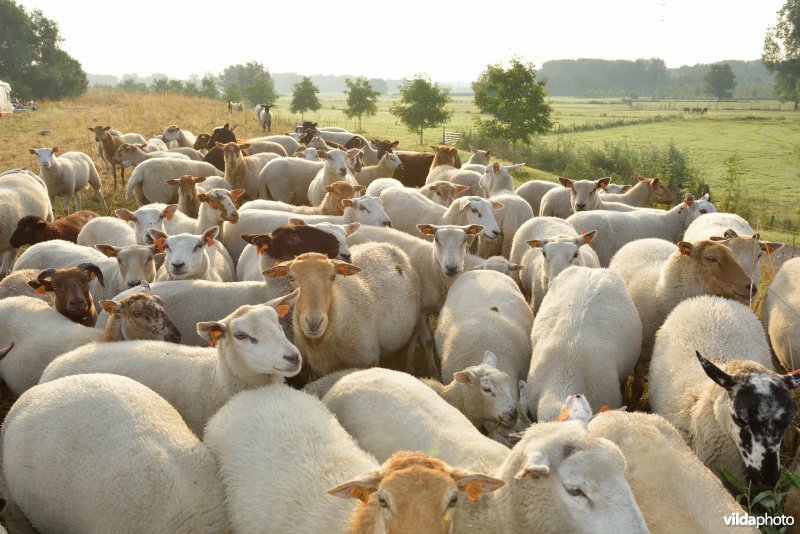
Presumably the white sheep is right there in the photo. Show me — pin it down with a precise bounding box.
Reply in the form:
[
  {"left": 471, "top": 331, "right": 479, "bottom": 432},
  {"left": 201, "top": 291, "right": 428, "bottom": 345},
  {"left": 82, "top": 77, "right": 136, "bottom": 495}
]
[
  {"left": 323, "top": 367, "right": 510, "bottom": 472},
  {"left": 468, "top": 256, "right": 524, "bottom": 276},
  {"left": 380, "top": 188, "right": 503, "bottom": 239},
  {"left": 526, "top": 266, "right": 642, "bottom": 421},
  {"left": 2, "top": 373, "right": 228, "bottom": 534},
  {"left": 509, "top": 216, "right": 600, "bottom": 311},
  {"left": 466, "top": 145, "right": 491, "bottom": 165},
  {"left": 0, "top": 170, "right": 52, "bottom": 278},
  {"left": 13, "top": 239, "right": 123, "bottom": 302},
  {"left": 169, "top": 146, "right": 204, "bottom": 160},
  {"left": 41, "top": 291, "right": 301, "bottom": 437},
  {"left": 0, "top": 291, "right": 180, "bottom": 395},
  {"left": 599, "top": 175, "right": 674, "bottom": 206},
  {"left": 420, "top": 181, "right": 472, "bottom": 206},
  {"left": 540, "top": 177, "right": 610, "bottom": 218},
  {"left": 242, "top": 181, "right": 364, "bottom": 217},
  {"left": 259, "top": 156, "right": 324, "bottom": 204},
  {"left": 249, "top": 134, "right": 301, "bottom": 155},
  {"left": 94, "top": 243, "right": 159, "bottom": 289},
  {"left": 567, "top": 194, "right": 703, "bottom": 266},
  {"left": 353, "top": 152, "right": 404, "bottom": 187},
  {"left": 112, "top": 143, "right": 189, "bottom": 169},
  {"left": 263, "top": 243, "right": 419, "bottom": 380},
  {"left": 515, "top": 180, "right": 559, "bottom": 216},
  {"left": 28, "top": 146, "right": 108, "bottom": 215},
  {"left": 77, "top": 216, "right": 137, "bottom": 247},
  {"left": 115, "top": 203, "right": 198, "bottom": 245},
  {"left": 255, "top": 103, "right": 273, "bottom": 132},
  {"left": 365, "top": 177, "right": 404, "bottom": 197},
  {"left": 218, "top": 141, "right": 279, "bottom": 199},
  {"left": 0, "top": 269, "right": 54, "bottom": 305},
  {"left": 437, "top": 270, "right": 533, "bottom": 398},
  {"left": 648, "top": 295, "right": 796, "bottom": 488},
  {"left": 609, "top": 238, "right": 757, "bottom": 407},
  {"left": 162, "top": 124, "right": 197, "bottom": 148},
  {"left": 125, "top": 158, "right": 222, "bottom": 205},
  {"left": 763, "top": 257, "right": 800, "bottom": 372},
  {"left": 307, "top": 148, "right": 361, "bottom": 205},
  {"left": 149, "top": 226, "right": 235, "bottom": 282},
  {"left": 222, "top": 196, "right": 391, "bottom": 266},
  {"left": 684, "top": 212, "right": 784, "bottom": 290},
  {"left": 588, "top": 410, "right": 756, "bottom": 534}
]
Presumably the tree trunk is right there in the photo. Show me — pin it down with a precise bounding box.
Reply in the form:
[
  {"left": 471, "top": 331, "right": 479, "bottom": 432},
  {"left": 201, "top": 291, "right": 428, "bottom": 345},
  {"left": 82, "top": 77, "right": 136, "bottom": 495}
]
[
  {"left": 419, "top": 126, "right": 423, "bottom": 145},
  {"left": 795, "top": 100, "right": 798, "bottom": 111}
]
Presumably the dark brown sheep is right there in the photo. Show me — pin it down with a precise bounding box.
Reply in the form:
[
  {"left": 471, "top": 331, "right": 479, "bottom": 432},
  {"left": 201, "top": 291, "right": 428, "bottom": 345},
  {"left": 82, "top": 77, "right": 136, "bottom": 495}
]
[
  {"left": 241, "top": 223, "right": 341, "bottom": 262},
  {"left": 373, "top": 140, "right": 441, "bottom": 187},
  {"left": 27, "top": 263, "right": 105, "bottom": 326},
  {"left": 10, "top": 211, "right": 99, "bottom": 248}
]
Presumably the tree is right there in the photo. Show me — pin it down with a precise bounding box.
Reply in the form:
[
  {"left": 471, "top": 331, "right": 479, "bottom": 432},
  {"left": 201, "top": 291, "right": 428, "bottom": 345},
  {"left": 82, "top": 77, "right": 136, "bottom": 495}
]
[
  {"left": 344, "top": 77, "right": 380, "bottom": 130},
  {"left": 763, "top": 0, "right": 800, "bottom": 110},
  {"left": 0, "top": 0, "right": 87, "bottom": 99},
  {"left": 472, "top": 58, "right": 553, "bottom": 149},
  {"left": 220, "top": 61, "right": 277, "bottom": 105},
  {"left": 390, "top": 75, "right": 453, "bottom": 144},
  {"left": 704, "top": 63, "right": 735, "bottom": 103},
  {"left": 291, "top": 76, "right": 321, "bottom": 119},
  {"left": 200, "top": 75, "right": 220, "bottom": 99}
]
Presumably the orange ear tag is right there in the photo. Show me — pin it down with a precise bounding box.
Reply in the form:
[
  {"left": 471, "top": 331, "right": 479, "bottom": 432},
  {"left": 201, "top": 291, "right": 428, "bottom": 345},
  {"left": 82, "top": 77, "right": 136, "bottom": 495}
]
[
  {"left": 465, "top": 481, "right": 484, "bottom": 502},
  {"left": 274, "top": 304, "right": 290, "bottom": 318},
  {"left": 206, "top": 237, "right": 217, "bottom": 247},
  {"left": 350, "top": 487, "right": 371, "bottom": 504},
  {"left": 598, "top": 405, "right": 610, "bottom": 413},
  {"left": 556, "top": 406, "right": 570, "bottom": 422},
  {"left": 34, "top": 285, "right": 48, "bottom": 295},
  {"left": 164, "top": 211, "right": 174, "bottom": 221},
  {"left": 256, "top": 242, "right": 269, "bottom": 255},
  {"left": 208, "top": 329, "right": 223, "bottom": 347}
]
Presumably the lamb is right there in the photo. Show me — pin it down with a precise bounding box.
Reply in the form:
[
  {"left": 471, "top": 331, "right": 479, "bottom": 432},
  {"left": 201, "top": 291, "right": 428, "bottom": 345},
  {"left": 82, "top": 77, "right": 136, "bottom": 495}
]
[
  {"left": 539, "top": 177, "right": 611, "bottom": 218},
  {"left": 379, "top": 188, "right": 503, "bottom": 239},
  {"left": 599, "top": 175, "right": 674, "bottom": 206},
  {"left": 0, "top": 170, "right": 52, "bottom": 278},
  {"left": 255, "top": 103, "right": 273, "bottom": 132},
  {"left": 353, "top": 152, "right": 404, "bottom": 187},
  {"left": 437, "top": 270, "right": 533, "bottom": 402},
  {"left": 293, "top": 146, "right": 321, "bottom": 160},
  {"left": 125, "top": 158, "right": 222, "bottom": 205},
  {"left": 610, "top": 238, "right": 756, "bottom": 407},
  {"left": 77, "top": 216, "right": 137, "bottom": 247},
  {"left": 162, "top": 124, "right": 197, "bottom": 148},
  {"left": 94, "top": 244, "right": 159, "bottom": 289},
  {"left": 115, "top": 203, "right": 198, "bottom": 245},
  {"left": 420, "top": 181, "right": 472, "bottom": 206},
  {"left": 567, "top": 194, "right": 703, "bottom": 266},
  {"left": 259, "top": 156, "right": 324, "bottom": 204},
  {"left": 587, "top": 410, "right": 756, "bottom": 534},
  {"left": 468, "top": 256, "right": 524, "bottom": 276},
  {"left": 424, "top": 351, "right": 518, "bottom": 434},
  {"left": 218, "top": 141, "right": 279, "bottom": 199},
  {"left": 263, "top": 243, "right": 420, "bottom": 381},
  {"left": 526, "top": 266, "right": 642, "bottom": 421},
  {"left": 515, "top": 180, "right": 559, "bottom": 216},
  {"left": 222, "top": 196, "right": 391, "bottom": 266},
  {"left": 466, "top": 145, "right": 491, "bottom": 165},
  {"left": 41, "top": 291, "right": 300, "bottom": 437},
  {"left": 26, "top": 263, "right": 105, "bottom": 326},
  {"left": 307, "top": 148, "right": 361, "bottom": 205},
  {"left": 2, "top": 373, "right": 228, "bottom": 534},
  {"left": 763, "top": 258, "right": 800, "bottom": 372},
  {"left": 648, "top": 295, "right": 795, "bottom": 488},
  {"left": 88, "top": 125, "right": 146, "bottom": 188},
  {"left": 144, "top": 137, "right": 169, "bottom": 152},
  {"left": 13, "top": 239, "right": 124, "bottom": 301},
  {"left": 165, "top": 175, "right": 207, "bottom": 217},
  {"left": 0, "top": 290, "right": 180, "bottom": 395},
  {"left": 323, "top": 367, "right": 511, "bottom": 472},
  {"left": 424, "top": 145, "right": 462, "bottom": 183},
  {"left": 112, "top": 142, "right": 189, "bottom": 167},
  {"left": 149, "top": 226, "right": 235, "bottom": 282},
  {"left": 29, "top": 146, "right": 109, "bottom": 215},
  {"left": 9, "top": 210, "right": 99, "bottom": 247},
  {"left": 227, "top": 99, "right": 244, "bottom": 112},
  {"left": 509, "top": 216, "right": 600, "bottom": 311},
  {"left": 242, "top": 181, "right": 363, "bottom": 217},
  {"left": 684, "top": 212, "right": 783, "bottom": 289}
]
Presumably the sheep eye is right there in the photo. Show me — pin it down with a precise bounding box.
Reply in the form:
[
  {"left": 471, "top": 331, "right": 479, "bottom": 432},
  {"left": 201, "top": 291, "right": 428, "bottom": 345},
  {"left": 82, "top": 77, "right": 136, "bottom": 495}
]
[
  {"left": 471, "top": 209, "right": 478, "bottom": 214},
  {"left": 359, "top": 206, "right": 366, "bottom": 211},
  {"left": 572, "top": 252, "right": 579, "bottom": 260},
  {"left": 448, "top": 496, "right": 458, "bottom": 508},
  {"left": 233, "top": 332, "right": 249, "bottom": 340},
  {"left": 165, "top": 245, "right": 171, "bottom": 252},
  {"left": 194, "top": 243, "right": 203, "bottom": 252},
  {"left": 481, "top": 386, "right": 492, "bottom": 393},
  {"left": 146, "top": 257, "right": 153, "bottom": 264},
  {"left": 330, "top": 274, "right": 336, "bottom": 281},
  {"left": 700, "top": 209, "right": 708, "bottom": 214},
  {"left": 378, "top": 496, "right": 388, "bottom": 508},
  {"left": 542, "top": 250, "right": 547, "bottom": 259},
  {"left": 288, "top": 275, "right": 295, "bottom": 283},
  {"left": 566, "top": 487, "right": 586, "bottom": 498},
  {"left": 705, "top": 256, "right": 718, "bottom": 263}
]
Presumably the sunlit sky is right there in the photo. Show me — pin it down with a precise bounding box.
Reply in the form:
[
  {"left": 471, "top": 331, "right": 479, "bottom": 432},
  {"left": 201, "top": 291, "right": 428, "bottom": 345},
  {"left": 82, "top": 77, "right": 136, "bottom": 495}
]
[{"left": 17, "top": 0, "right": 786, "bottom": 82}]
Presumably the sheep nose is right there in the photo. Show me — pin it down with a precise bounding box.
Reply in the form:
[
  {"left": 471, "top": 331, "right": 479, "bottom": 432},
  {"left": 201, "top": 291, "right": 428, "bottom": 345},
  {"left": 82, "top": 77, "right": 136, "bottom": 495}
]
[
  {"left": 445, "top": 265, "right": 459, "bottom": 277},
  {"left": 283, "top": 354, "right": 300, "bottom": 366},
  {"left": 338, "top": 169, "right": 347, "bottom": 176},
  {"left": 171, "top": 261, "right": 185, "bottom": 270},
  {"left": 750, "top": 283, "right": 758, "bottom": 298},
  {"left": 576, "top": 203, "right": 587, "bottom": 211},
  {"left": 341, "top": 254, "right": 352, "bottom": 262},
  {"left": 383, "top": 220, "right": 392, "bottom": 227},
  {"left": 127, "top": 280, "right": 143, "bottom": 288},
  {"left": 305, "top": 318, "right": 323, "bottom": 334}
]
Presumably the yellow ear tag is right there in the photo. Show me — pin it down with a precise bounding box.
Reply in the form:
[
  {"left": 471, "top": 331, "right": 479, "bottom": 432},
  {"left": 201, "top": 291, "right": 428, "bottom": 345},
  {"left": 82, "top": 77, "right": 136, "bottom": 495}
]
[
  {"left": 556, "top": 406, "right": 570, "bottom": 422},
  {"left": 208, "top": 329, "right": 222, "bottom": 347},
  {"left": 34, "top": 285, "right": 48, "bottom": 295},
  {"left": 465, "top": 481, "right": 484, "bottom": 502},
  {"left": 350, "top": 487, "right": 371, "bottom": 504}
]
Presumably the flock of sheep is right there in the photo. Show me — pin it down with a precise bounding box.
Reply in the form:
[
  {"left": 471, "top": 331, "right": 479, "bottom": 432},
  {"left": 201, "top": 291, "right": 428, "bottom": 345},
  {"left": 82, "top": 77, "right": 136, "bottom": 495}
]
[{"left": 0, "top": 111, "right": 797, "bottom": 534}]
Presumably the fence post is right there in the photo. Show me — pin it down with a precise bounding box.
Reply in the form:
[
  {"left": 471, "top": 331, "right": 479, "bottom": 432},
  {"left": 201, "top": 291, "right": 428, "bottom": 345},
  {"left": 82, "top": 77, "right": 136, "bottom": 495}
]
[{"left": 442, "top": 127, "right": 445, "bottom": 145}]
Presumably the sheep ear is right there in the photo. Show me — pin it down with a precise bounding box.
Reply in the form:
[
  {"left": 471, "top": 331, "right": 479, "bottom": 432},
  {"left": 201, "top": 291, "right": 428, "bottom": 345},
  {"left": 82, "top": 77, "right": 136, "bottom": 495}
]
[
  {"left": 391, "top": 141, "right": 399, "bottom": 148},
  {"left": 203, "top": 226, "right": 220, "bottom": 247},
  {"left": 99, "top": 300, "right": 119, "bottom": 314},
  {"left": 194, "top": 176, "right": 207, "bottom": 183},
  {"left": 417, "top": 224, "right": 437, "bottom": 236},
  {"left": 324, "top": 185, "right": 334, "bottom": 192},
  {"left": 695, "top": 351, "right": 737, "bottom": 390},
  {"left": 266, "top": 288, "right": 300, "bottom": 318},
  {"left": 354, "top": 185, "right": 366, "bottom": 192},
  {"left": 449, "top": 470, "right": 505, "bottom": 502},
  {"left": 465, "top": 224, "right": 483, "bottom": 236},
  {"left": 527, "top": 239, "right": 545, "bottom": 248},
  {"left": 510, "top": 163, "right": 525, "bottom": 173},
  {"left": 28, "top": 148, "right": 37, "bottom": 155},
  {"left": 197, "top": 193, "right": 209, "bottom": 203},
  {"left": 333, "top": 261, "right": 360, "bottom": 277},
  {"left": 345, "top": 222, "right": 361, "bottom": 237},
  {"left": 723, "top": 229, "right": 739, "bottom": 238},
  {"left": 649, "top": 178, "right": 661, "bottom": 188},
  {"left": 78, "top": 263, "right": 105, "bottom": 287},
  {"left": 514, "top": 450, "right": 551, "bottom": 480},
  {"left": 341, "top": 198, "right": 354, "bottom": 208},
  {"left": 149, "top": 230, "right": 168, "bottom": 252},
  {"left": 229, "top": 189, "right": 245, "bottom": 202},
  {"left": 215, "top": 141, "right": 224, "bottom": 148},
  {"left": 197, "top": 321, "right": 226, "bottom": 347},
  {"left": 115, "top": 209, "right": 135, "bottom": 222},
  {"left": 760, "top": 241, "right": 784, "bottom": 254},
  {"left": 253, "top": 234, "right": 271, "bottom": 255},
  {"left": 683, "top": 194, "right": 694, "bottom": 206},
  {"left": 166, "top": 178, "right": 179, "bottom": 185},
  {"left": 580, "top": 230, "right": 597, "bottom": 245},
  {"left": 262, "top": 263, "right": 290, "bottom": 279},
  {"left": 677, "top": 241, "right": 693, "bottom": 256},
  {"left": 596, "top": 177, "right": 611, "bottom": 189},
  {"left": 327, "top": 471, "right": 383, "bottom": 503},
  {"left": 453, "top": 371, "right": 473, "bottom": 384},
  {"left": 491, "top": 201, "right": 504, "bottom": 210},
  {"left": 94, "top": 244, "right": 119, "bottom": 257},
  {"left": 508, "top": 263, "right": 524, "bottom": 272},
  {"left": 620, "top": 184, "right": 633, "bottom": 193},
  {"left": 492, "top": 162, "right": 501, "bottom": 173},
  {"left": 239, "top": 143, "right": 251, "bottom": 150},
  {"left": 28, "top": 280, "right": 52, "bottom": 294},
  {"left": 482, "top": 351, "right": 497, "bottom": 368},
  {"left": 782, "top": 369, "right": 800, "bottom": 390},
  {"left": 469, "top": 144, "right": 477, "bottom": 152},
  {"left": 558, "top": 177, "right": 572, "bottom": 188},
  {"left": 455, "top": 184, "right": 471, "bottom": 194},
  {"left": 288, "top": 218, "right": 306, "bottom": 226},
  {"left": 160, "top": 205, "right": 177, "bottom": 221}
]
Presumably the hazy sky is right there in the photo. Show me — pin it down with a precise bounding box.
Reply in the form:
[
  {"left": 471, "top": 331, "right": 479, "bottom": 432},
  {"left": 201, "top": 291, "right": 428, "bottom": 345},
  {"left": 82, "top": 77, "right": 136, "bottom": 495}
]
[{"left": 17, "top": 0, "right": 786, "bottom": 82}]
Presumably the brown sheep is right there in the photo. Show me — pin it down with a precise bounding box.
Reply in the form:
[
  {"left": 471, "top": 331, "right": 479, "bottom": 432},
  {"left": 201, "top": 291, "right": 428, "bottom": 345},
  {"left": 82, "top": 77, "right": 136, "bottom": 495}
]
[
  {"left": 27, "top": 264, "right": 105, "bottom": 327},
  {"left": 242, "top": 223, "right": 341, "bottom": 262},
  {"left": 10, "top": 211, "right": 100, "bottom": 248}
]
